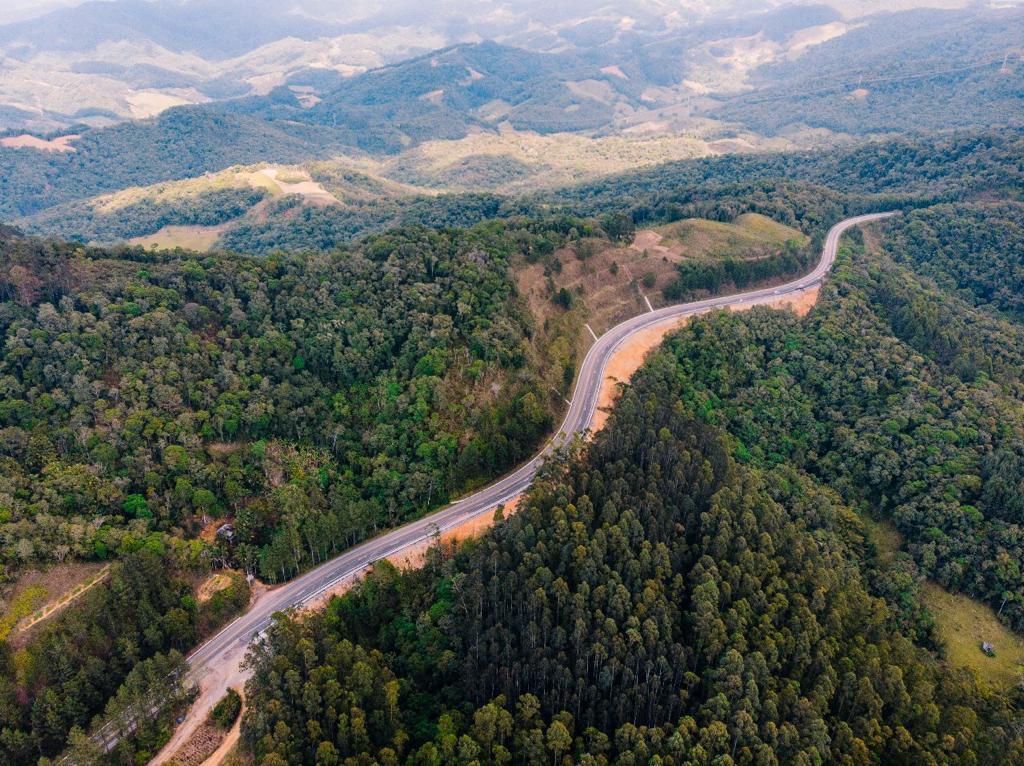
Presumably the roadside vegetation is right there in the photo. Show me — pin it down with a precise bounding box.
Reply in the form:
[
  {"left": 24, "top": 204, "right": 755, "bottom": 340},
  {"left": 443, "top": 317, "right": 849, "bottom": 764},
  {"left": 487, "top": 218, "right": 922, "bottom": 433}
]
[
  {"left": 0, "top": 128, "right": 1022, "bottom": 763},
  {"left": 240, "top": 376, "right": 1024, "bottom": 764},
  {"left": 209, "top": 689, "right": 242, "bottom": 730}
]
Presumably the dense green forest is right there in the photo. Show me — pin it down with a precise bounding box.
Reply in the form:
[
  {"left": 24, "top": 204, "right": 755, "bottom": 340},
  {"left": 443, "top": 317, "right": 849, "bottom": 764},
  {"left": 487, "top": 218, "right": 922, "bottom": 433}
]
[
  {"left": 881, "top": 202, "right": 1024, "bottom": 322},
  {"left": 643, "top": 203, "right": 1024, "bottom": 633},
  {"left": 217, "top": 193, "right": 508, "bottom": 256},
  {"left": 239, "top": 377, "right": 1024, "bottom": 764},
  {"left": 0, "top": 219, "right": 590, "bottom": 586}
]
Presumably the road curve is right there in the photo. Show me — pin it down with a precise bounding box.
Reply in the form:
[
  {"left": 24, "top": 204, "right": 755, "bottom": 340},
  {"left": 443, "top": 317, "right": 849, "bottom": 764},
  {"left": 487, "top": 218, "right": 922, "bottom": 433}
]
[{"left": 147, "top": 211, "right": 895, "bottom": 762}]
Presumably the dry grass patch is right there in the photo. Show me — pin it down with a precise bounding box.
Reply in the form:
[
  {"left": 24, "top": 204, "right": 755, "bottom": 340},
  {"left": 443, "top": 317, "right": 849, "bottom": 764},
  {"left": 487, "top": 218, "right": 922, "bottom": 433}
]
[
  {"left": 197, "top": 573, "right": 235, "bottom": 604},
  {"left": 859, "top": 515, "right": 903, "bottom": 562},
  {"left": 0, "top": 134, "right": 79, "bottom": 152},
  {"left": 517, "top": 215, "right": 808, "bottom": 340},
  {"left": 255, "top": 167, "right": 338, "bottom": 205},
  {"left": 923, "top": 582, "right": 1024, "bottom": 691},
  {"left": 165, "top": 723, "right": 228, "bottom": 766},
  {"left": 516, "top": 238, "right": 665, "bottom": 343},
  {"left": 654, "top": 213, "right": 807, "bottom": 261},
  {"left": 131, "top": 223, "right": 229, "bottom": 252}
]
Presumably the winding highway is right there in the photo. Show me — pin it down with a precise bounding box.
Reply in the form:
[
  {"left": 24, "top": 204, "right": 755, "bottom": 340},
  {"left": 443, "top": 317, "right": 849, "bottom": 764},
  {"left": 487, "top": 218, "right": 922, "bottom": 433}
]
[{"left": 141, "top": 211, "right": 895, "bottom": 763}]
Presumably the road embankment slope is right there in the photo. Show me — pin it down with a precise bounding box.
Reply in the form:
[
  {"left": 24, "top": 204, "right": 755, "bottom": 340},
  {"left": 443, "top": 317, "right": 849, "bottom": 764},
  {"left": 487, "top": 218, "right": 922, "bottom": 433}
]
[{"left": 147, "top": 211, "right": 896, "bottom": 765}]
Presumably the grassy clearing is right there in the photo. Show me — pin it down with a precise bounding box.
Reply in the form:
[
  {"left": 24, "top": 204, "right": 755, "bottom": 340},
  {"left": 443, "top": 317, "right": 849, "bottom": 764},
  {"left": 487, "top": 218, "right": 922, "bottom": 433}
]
[
  {"left": 655, "top": 213, "right": 807, "bottom": 261},
  {"left": 859, "top": 514, "right": 903, "bottom": 562},
  {"left": 131, "top": 223, "right": 228, "bottom": 251},
  {"left": 922, "top": 581, "right": 1024, "bottom": 691},
  {"left": 245, "top": 170, "right": 282, "bottom": 195},
  {"left": 858, "top": 515, "right": 1024, "bottom": 691}
]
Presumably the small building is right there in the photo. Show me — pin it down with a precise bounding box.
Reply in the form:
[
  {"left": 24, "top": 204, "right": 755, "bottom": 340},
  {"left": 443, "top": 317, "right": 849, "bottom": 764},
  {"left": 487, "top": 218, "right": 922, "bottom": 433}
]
[{"left": 981, "top": 641, "right": 996, "bottom": 657}]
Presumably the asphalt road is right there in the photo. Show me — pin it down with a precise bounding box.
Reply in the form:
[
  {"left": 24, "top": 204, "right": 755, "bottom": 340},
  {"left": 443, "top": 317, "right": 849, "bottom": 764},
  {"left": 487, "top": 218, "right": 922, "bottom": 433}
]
[
  {"left": 185, "top": 210, "right": 895, "bottom": 671},
  {"left": 143, "top": 211, "right": 895, "bottom": 763}
]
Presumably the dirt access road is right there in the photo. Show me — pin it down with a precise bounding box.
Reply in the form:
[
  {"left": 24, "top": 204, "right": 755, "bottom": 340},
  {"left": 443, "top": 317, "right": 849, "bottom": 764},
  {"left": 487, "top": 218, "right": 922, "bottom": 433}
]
[{"left": 143, "top": 212, "right": 895, "bottom": 765}]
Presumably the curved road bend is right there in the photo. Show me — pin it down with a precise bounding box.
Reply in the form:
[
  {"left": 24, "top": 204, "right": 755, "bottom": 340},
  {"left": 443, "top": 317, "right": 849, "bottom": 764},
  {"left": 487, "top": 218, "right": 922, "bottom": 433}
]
[{"left": 148, "top": 211, "right": 896, "bottom": 762}]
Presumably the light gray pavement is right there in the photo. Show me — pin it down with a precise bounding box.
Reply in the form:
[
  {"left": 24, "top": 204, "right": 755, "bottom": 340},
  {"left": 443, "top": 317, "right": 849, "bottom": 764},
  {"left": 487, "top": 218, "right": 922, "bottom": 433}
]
[{"left": 145, "top": 211, "right": 896, "bottom": 764}]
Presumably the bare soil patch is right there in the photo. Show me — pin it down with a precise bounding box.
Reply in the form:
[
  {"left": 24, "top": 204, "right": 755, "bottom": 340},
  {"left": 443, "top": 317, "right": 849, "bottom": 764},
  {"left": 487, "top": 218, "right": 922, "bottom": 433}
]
[
  {"left": 166, "top": 723, "right": 228, "bottom": 766},
  {"left": 197, "top": 573, "right": 234, "bottom": 604},
  {"left": 126, "top": 90, "right": 194, "bottom": 119},
  {"left": 590, "top": 315, "right": 691, "bottom": 433},
  {"left": 257, "top": 167, "right": 338, "bottom": 206},
  {"left": 198, "top": 519, "right": 224, "bottom": 544}
]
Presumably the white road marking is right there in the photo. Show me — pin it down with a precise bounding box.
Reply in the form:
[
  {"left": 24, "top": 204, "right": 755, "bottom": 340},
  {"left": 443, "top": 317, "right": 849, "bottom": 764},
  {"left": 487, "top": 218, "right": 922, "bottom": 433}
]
[{"left": 97, "top": 213, "right": 899, "bottom": 763}]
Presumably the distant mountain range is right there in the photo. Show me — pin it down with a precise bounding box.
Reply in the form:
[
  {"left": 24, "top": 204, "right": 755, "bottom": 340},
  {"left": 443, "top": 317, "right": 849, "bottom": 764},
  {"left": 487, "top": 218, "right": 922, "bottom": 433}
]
[
  {"left": 2, "top": 0, "right": 1017, "bottom": 132},
  {"left": 1, "top": 1, "right": 1021, "bottom": 226}
]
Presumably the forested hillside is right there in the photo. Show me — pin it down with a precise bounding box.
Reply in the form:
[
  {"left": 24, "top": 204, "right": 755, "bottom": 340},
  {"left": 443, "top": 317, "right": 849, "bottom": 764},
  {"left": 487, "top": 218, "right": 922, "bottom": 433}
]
[
  {"left": 8, "top": 124, "right": 1023, "bottom": 256},
  {"left": 24, "top": 186, "right": 268, "bottom": 244},
  {"left": 1, "top": 125, "right": 1022, "bottom": 766},
  {"left": 0, "top": 108, "right": 345, "bottom": 219},
  {"left": 0, "top": 552, "right": 245, "bottom": 764},
  {"left": 645, "top": 203, "right": 1024, "bottom": 632},
  {"left": 0, "top": 219, "right": 588, "bottom": 587},
  {"left": 139, "top": 130, "right": 1022, "bottom": 258},
  {"left": 709, "top": 7, "right": 1024, "bottom": 136},
  {"left": 882, "top": 202, "right": 1024, "bottom": 322},
  {"left": 226, "top": 200, "right": 1024, "bottom": 766},
  {"left": 221, "top": 42, "right": 639, "bottom": 153},
  {"left": 547, "top": 130, "right": 1024, "bottom": 220},
  {"left": 1, "top": 2, "right": 1023, "bottom": 762},
  {"left": 240, "top": 374, "right": 1024, "bottom": 764},
  {"left": 216, "top": 193, "right": 510, "bottom": 256}
]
